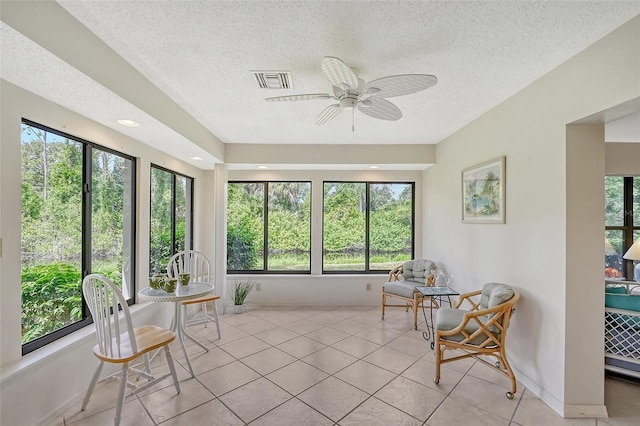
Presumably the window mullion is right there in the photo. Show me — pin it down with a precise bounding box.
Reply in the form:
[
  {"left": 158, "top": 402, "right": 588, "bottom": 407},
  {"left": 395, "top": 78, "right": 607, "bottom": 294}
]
[
  {"left": 624, "top": 177, "right": 634, "bottom": 279},
  {"left": 82, "top": 144, "right": 92, "bottom": 319},
  {"left": 171, "top": 174, "right": 177, "bottom": 258},
  {"left": 365, "top": 183, "right": 370, "bottom": 272},
  {"left": 263, "top": 182, "right": 269, "bottom": 271}
]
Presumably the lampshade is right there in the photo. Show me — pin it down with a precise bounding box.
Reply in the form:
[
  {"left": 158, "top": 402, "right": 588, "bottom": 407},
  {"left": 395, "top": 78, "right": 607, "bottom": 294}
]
[{"left": 623, "top": 238, "right": 640, "bottom": 261}]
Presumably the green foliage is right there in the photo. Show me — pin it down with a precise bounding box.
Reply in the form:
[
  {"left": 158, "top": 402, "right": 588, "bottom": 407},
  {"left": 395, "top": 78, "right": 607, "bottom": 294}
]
[
  {"left": 150, "top": 168, "right": 174, "bottom": 272},
  {"left": 21, "top": 263, "right": 82, "bottom": 343},
  {"left": 227, "top": 225, "right": 258, "bottom": 270},
  {"left": 232, "top": 280, "right": 256, "bottom": 305},
  {"left": 227, "top": 183, "right": 264, "bottom": 270},
  {"left": 605, "top": 176, "right": 624, "bottom": 227}
]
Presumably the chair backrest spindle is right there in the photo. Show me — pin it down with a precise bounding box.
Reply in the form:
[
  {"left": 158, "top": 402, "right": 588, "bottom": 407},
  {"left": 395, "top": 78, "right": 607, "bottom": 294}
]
[
  {"left": 83, "top": 274, "right": 138, "bottom": 358},
  {"left": 168, "top": 250, "right": 212, "bottom": 284}
]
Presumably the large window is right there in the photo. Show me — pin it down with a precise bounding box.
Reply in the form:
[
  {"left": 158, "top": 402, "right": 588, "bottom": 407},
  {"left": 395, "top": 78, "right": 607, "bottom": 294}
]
[
  {"left": 227, "top": 181, "right": 311, "bottom": 272},
  {"left": 21, "top": 120, "right": 135, "bottom": 354},
  {"left": 323, "top": 182, "right": 414, "bottom": 272},
  {"left": 149, "top": 166, "right": 193, "bottom": 274},
  {"left": 605, "top": 176, "right": 640, "bottom": 279}
]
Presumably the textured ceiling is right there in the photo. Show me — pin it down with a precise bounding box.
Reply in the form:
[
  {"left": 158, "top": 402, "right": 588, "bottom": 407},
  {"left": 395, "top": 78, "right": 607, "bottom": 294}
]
[{"left": 2, "top": 1, "right": 640, "bottom": 168}]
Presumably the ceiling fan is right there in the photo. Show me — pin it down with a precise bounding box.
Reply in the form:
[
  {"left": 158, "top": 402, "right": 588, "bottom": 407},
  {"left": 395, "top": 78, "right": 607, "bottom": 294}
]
[{"left": 265, "top": 56, "right": 437, "bottom": 130}]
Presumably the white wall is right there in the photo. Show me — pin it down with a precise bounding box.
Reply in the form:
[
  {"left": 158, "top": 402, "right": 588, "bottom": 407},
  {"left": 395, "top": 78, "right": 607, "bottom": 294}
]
[
  {"left": 0, "top": 80, "right": 209, "bottom": 425},
  {"left": 605, "top": 142, "right": 640, "bottom": 175},
  {"left": 422, "top": 16, "right": 639, "bottom": 417}
]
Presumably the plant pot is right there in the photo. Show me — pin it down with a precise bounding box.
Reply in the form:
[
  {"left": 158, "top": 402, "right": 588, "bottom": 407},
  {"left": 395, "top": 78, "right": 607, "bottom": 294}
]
[{"left": 233, "top": 304, "right": 245, "bottom": 314}]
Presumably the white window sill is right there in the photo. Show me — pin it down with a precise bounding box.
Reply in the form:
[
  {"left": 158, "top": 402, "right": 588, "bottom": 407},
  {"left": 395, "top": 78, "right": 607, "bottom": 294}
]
[{"left": 0, "top": 303, "right": 154, "bottom": 387}]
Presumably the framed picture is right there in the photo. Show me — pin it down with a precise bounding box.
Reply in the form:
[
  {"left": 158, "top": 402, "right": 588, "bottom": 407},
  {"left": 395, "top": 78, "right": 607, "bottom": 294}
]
[{"left": 462, "top": 156, "right": 506, "bottom": 224}]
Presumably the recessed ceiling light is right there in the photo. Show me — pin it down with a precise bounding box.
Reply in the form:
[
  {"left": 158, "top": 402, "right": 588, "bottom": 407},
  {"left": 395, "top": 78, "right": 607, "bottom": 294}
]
[
  {"left": 369, "top": 165, "right": 380, "bottom": 169},
  {"left": 189, "top": 156, "right": 203, "bottom": 161},
  {"left": 117, "top": 119, "right": 139, "bottom": 127},
  {"left": 257, "top": 165, "right": 268, "bottom": 169}
]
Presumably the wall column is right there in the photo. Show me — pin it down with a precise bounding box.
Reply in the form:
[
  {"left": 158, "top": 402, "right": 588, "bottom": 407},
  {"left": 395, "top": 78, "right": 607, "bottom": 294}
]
[{"left": 564, "top": 123, "right": 607, "bottom": 417}]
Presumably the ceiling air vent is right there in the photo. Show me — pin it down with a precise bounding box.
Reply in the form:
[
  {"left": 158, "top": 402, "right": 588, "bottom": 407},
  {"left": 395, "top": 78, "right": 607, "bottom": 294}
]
[{"left": 251, "top": 71, "right": 292, "bottom": 89}]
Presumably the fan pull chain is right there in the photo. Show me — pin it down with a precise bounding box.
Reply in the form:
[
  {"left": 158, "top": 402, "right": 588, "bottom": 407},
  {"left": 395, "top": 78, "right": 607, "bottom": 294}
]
[{"left": 352, "top": 107, "right": 355, "bottom": 132}]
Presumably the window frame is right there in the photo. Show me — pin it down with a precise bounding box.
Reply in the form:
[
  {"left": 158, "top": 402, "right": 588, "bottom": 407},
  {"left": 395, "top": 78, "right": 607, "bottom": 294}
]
[
  {"left": 149, "top": 164, "right": 194, "bottom": 274},
  {"left": 322, "top": 181, "right": 415, "bottom": 274},
  {"left": 605, "top": 176, "right": 640, "bottom": 279},
  {"left": 21, "top": 119, "right": 137, "bottom": 355},
  {"left": 227, "top": 180, "right": 312, "bottom": 274}
]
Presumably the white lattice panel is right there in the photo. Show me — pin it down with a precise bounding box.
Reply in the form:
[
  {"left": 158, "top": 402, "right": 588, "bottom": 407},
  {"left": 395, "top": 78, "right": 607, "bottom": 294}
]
[{"left": 604, "top": 308, "right": 640, "bottom": 360}]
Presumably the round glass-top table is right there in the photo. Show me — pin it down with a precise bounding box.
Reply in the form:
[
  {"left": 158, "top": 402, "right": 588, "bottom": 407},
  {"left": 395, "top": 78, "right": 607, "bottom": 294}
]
[{"left": 139, "top": 282, "right": 214, "bottom": 377}]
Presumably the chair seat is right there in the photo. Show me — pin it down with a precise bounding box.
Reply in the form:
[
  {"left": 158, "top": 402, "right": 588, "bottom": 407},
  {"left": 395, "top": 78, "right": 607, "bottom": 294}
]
[
  {"left": 384, "top": 280, "right": 420, "bottom": 299},
  {"left": 182, "top": 294, "right": 220, "bottom": 306},
  {"left": 436, "top": 307, "right": 500, "bottom": 346},
  {"left": 92, "top": 325, "right": 176, "bottom": 363}
]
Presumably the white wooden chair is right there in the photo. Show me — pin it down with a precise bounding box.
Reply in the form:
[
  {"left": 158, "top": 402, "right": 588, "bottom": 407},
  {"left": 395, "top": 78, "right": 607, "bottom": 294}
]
[
  {"left": 81, "top": 274, "right": 180, "bottom": 426},
  {"left": 167, "top": 250, "right": 221, "bottom": 339}
]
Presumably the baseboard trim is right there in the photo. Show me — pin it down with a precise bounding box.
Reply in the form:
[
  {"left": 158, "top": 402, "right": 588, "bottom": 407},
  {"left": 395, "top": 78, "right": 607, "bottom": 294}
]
[
  {"left": 36, "top": 392, "right": 80, "bottom": 426},
  {"left": 563, "top": 404, "right": 608, "bottom": 419},
  {"left": 513, "top": 367, "right": 564, "bottom": 415},
  {"left": 512, "top": 367, "right": 609, "bottom": 418}
]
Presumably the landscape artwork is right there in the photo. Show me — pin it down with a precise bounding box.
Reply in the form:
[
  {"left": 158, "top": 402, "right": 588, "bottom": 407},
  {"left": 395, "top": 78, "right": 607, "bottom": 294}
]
[{"left": 462, "top": 157, "right": 505, "bottom": 223}]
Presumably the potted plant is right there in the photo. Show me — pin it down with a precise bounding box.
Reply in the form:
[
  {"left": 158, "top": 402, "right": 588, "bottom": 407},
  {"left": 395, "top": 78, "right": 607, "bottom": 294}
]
[{"left": 231, "top": 279, "right": 256, "bottom": 313}]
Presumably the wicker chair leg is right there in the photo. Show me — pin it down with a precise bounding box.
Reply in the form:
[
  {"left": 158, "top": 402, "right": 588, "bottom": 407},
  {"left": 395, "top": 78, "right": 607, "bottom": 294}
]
[
  {"left": 434, "top": 341, "right": 442, "bottom": 384},
  {"left": 412, "top": 292, "right": 421, "bottom": 330},
  {"left": 499, "top": 350, "right": 517, "bottom": 399}
]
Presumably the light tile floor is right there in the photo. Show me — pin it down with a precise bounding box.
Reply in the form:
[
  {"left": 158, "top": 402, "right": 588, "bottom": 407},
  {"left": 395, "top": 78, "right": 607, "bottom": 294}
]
[{"left": 53, "top": 305, "right": 640, "bottom": 425}]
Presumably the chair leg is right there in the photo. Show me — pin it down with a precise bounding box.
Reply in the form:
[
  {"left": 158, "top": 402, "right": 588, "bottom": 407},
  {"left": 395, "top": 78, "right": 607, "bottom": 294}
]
[
  {"left": 499, "top": 349, "right": 517, "bottom": 398},
  {"left": 143, "top": 353, "right": 152, "bottom": 376},
  {"left": 381, "top": 293, "right": 386, "bottom": 320},
  {"left": 412, "top": 293, "right": 420, "bottom": 330},
  {"left": 211, "top": 301, "right": 221, "bottom": 339},
  {"left": 202, "top": 302, "right": 209, "bottom": 328},
  {"left": 163, "top": 345, "right": 181, "bottom": 394},
  {"left": 114, "top": 362, "right": 129, "bottom": 426},
  {"left": 434, "top": 338, "right": 442, "bottom": 384},
  {"left": 81, "top": 361, "right": 104, "bottom": 410}
]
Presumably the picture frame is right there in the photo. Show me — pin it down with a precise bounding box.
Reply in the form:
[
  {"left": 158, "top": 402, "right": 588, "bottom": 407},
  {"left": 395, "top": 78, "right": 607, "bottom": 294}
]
[{"left": 462, "top": 156, "right": 506, "bottom": 224}]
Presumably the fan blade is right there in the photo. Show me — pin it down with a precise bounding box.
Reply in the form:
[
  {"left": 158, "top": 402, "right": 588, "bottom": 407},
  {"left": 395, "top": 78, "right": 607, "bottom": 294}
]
[
  {"left": 357, "top": 97, "right": 402, "bottom": 121},
  {"left": 316, "top": 104, "right": 343, "bottom": 125},
  {"left": 322, "top": 57, "right": 359, "bottom": 90},
  {"left": 365, "top": 74, "right": 437, "bottom": 98},
  {"left": 266, "top": 93, "right": 333, "bottom": 102}
]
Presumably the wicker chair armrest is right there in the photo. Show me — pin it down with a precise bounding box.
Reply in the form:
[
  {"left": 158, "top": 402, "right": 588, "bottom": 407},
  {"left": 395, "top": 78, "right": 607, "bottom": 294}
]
[
  {"left": 453, "top": 290, "right": 482, "bottom": 309},
  {"left": 388, "top": 264, "right": 404, "bottom": 282},
  {"left": 442, "top": 293, "right": 519, "bottom": 338}
]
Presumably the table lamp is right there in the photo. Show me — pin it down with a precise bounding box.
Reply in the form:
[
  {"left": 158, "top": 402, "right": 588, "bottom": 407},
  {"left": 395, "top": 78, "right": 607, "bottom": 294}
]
[{"left": 622, "top": 237, "right": 640, "bottom": 282}]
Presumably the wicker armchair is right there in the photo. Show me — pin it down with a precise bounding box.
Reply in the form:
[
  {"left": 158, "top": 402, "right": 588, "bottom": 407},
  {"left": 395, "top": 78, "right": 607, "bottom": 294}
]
[
  {"left": 381, "top": 259, "right": 437, "bottom": 330},
  {"left": 434, "top": 283, "right": 520, "bottom": 399}
]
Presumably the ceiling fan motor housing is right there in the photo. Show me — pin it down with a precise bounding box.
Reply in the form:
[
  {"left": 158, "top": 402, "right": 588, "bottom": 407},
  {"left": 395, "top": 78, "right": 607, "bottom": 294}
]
[{"left": 339, "top": 96, "right": 358, "bottom": 109}]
